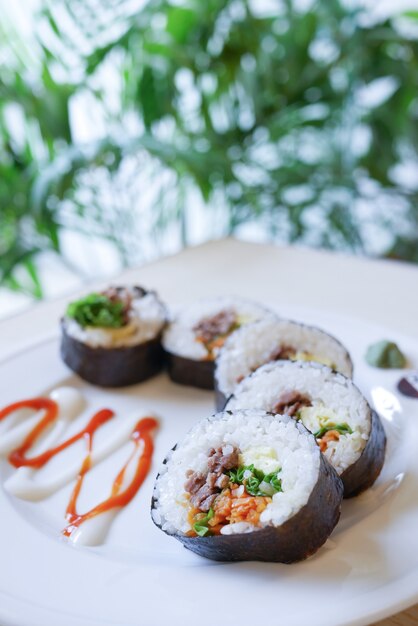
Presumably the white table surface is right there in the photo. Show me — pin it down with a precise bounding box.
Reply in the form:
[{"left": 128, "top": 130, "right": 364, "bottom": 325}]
[{"left": 1, "top": 238, "right": 417, "bottom": 626}]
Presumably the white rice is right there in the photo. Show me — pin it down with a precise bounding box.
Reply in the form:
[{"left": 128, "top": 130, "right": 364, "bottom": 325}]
[
  {"left": 215, "top": 317, "right": 353, "bottom": 399},
  {"left": 152, "top": 409, "right": 320, "bottom": 535},
  {"left": 64, "top": 289, "right": 166, "bottom": 348},
  {"left": 162, "top": 297, "right": 274, "bottom": 360},
  {"left": 226, "top": 361, "right": 371, "bottom": 475}
]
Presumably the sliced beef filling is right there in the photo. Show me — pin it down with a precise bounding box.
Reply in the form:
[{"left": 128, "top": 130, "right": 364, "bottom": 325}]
[
  {"left": 193, "top": 309, "right": 238, "bottom": 354},
  {"left": 270, "top": 344, "right": 297, "bottom": 361},
  {"left": 184, "top": 445, "right": 239, "bottom": 511},
  {"left": 235, "top": 345, "right": 308, "bottom": 386},
  {"left": 101, "top": 286, "right": 145, "bottom": 324},
  {"left": 273, "top": 390, "right": 312, "bottom": 417}
]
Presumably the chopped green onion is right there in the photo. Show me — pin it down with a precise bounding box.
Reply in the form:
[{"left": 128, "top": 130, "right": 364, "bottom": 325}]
[
  {"left": 228, "top": 465, "right": 248, "bottom": 484},
  {"left": 266, "top": 473, "right": 283, "bottom": 492},
  {"left": 227, "top": 465, "right": 282, "bottom": 496},
  {"left": 246, "top": 475, "right": 262, "bottom": 496},
  {"left": 314, "top": 422, "right": 353, "bottom": 439},
  {"left": 66, "top": 293, "right": 126, "bottom": 329},
  {"left": 258, "top": 480, "right": 275, "bottom": 496},
  {"left": 193, "top": 507, "right": 214, "bottom": 536}
]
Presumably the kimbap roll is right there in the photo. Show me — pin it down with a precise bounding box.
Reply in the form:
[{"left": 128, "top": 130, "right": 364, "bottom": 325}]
[
  {"left": 162, "top": 297, "right": 273, "bottom": 390},
  {"left": 151, "top": 409, "right": 343, "bottom": 563},
  {"left": 215, "top": 317, "right": 353, "bottom": 410},
  {"left": 61, "top": 286, "right": 167, "bottom": 387},
  {"left": 226, "top": 361, "right": 386, "bottom": 497}
]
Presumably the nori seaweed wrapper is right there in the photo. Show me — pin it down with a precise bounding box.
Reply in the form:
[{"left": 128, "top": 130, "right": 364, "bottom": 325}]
[
  {"left": 165, "top": 352, "right": 215, "bottom": 390},
  {"left": 151, "top": 412, "right": 344, "bottom": 563},
  {"left": 340, "top": 410, "right": 386, "bottom": 497},
  {"left": 61, "top": 324, "right": 165, "bottom": 387},
  {"left": 60, "top": 285, "right": 167, "bottom": 387}
]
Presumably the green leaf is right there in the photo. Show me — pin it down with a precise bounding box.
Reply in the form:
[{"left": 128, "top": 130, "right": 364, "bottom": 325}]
[
  {"left": 403, "top": 11, "right": 418, "bottom": 20},
  {"left": 166, "top": 7, "right": 196, "bottom": 43},
  {"left": 23, "top": 258, "right": 43, "bottom": 299}
]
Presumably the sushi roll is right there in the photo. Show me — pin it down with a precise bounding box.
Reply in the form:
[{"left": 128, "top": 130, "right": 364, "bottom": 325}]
[
  {"left": 61, "top": 286, "right": 167, "bottom": 387},
  {"left": 226, "top": 361, "right": 386, "bottom": 497},
  {"left": 162, "top": 297, "right": 273, "bottom": 390},
  {"left": 215, "top": 317, "right": 353, "bottom": 410},
  {"left": 151, "top": 409, "right": 343, "bottom": 563}
]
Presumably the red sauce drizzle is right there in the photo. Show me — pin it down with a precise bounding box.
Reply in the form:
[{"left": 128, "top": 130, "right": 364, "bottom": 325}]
[
  {"left": 0, "top": 396, "right": 157, "bottom": 538},
  {"left": 0, "top": 397, "right": 59, "bottom": 467},
  {"left": 63, "top": 416, "right": 157, "bottom": 537}
]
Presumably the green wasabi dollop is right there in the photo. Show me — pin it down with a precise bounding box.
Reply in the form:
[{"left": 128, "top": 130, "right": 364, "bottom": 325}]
[{"left": 365, "top": 340, "right": 407, "bottom": 369}]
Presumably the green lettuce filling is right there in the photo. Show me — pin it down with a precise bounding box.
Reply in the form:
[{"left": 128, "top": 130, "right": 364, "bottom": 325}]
[{"left": 66, "top": 293, "right": 126, "bottom": 329}]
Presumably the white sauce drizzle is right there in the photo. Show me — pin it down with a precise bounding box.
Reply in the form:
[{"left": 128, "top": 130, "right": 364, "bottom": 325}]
[
  {"left": 69, "top": 510, "right": 120, "bottom": 546},
  {"left": 69, "top": 443, "right": 144, "bottom": 547}
]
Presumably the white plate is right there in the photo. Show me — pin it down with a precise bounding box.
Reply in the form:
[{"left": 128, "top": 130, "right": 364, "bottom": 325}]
[{"left": 1, "top": 306, "right": 418, "bottom": 626}]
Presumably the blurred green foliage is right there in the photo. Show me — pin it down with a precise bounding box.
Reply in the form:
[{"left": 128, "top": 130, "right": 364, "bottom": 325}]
[{"left": 1, "top": 0, "right": 418, "bottom": 297}]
